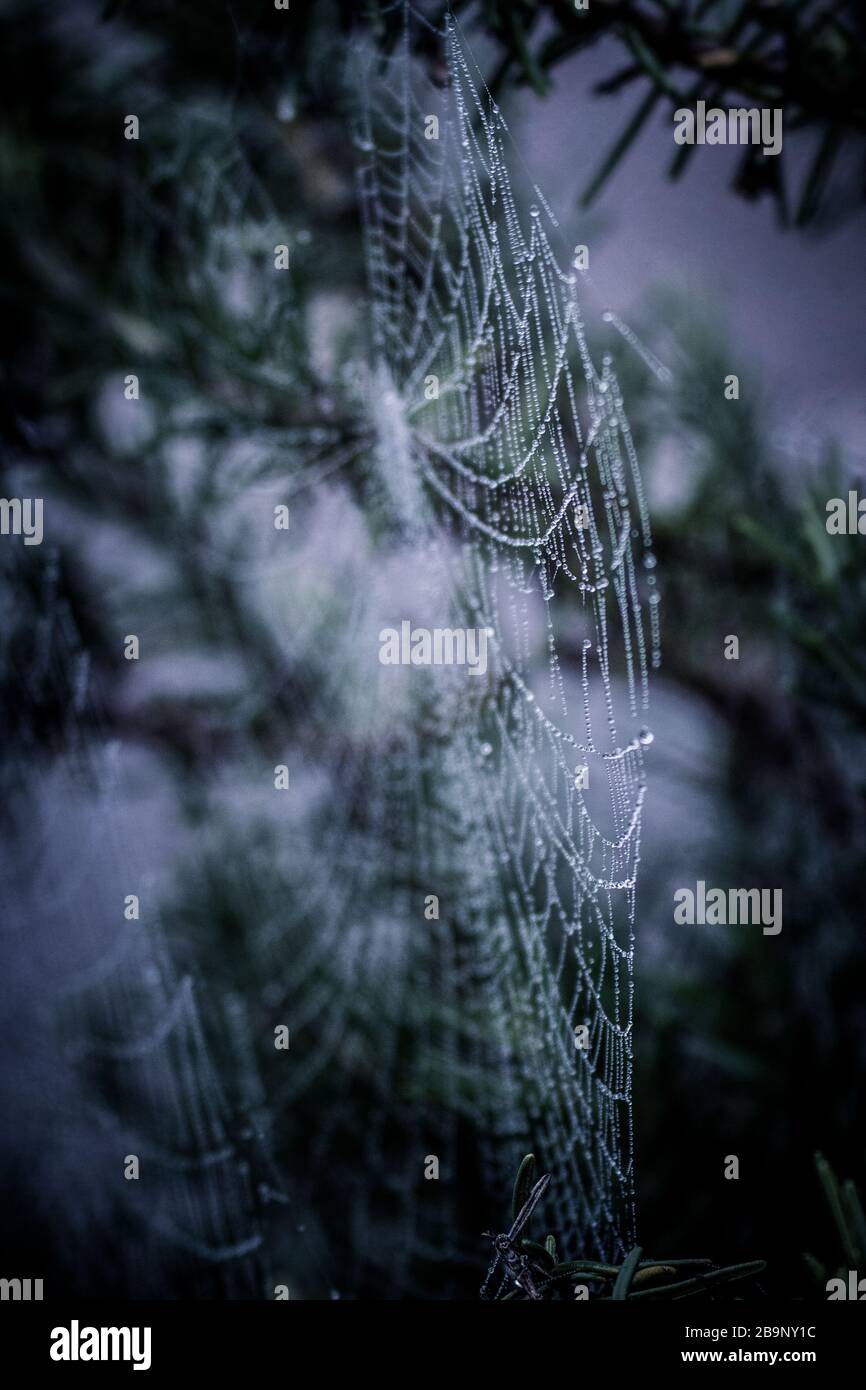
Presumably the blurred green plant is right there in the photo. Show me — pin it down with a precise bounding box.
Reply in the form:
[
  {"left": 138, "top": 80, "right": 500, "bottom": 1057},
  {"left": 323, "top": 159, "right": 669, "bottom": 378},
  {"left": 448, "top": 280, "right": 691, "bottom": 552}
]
[
  {"left": 428, "top": 0, "right": 866, "bottom": 229},
  {"left": 803, "top": 1153, "right": 866, "bottom": 1291}
]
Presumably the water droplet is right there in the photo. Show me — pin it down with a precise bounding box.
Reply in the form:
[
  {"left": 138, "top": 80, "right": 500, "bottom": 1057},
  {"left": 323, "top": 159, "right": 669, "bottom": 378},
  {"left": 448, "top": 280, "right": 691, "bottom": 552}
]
[
  {"left": 602, "top": 310, "right": 613, "bottom": 323},
  {"left": 480, "top": 742, "right": 493, "bottom": 757},
  {"left": 638, "top": 727, "right": 654, "bottom": 746},
  {"left": 648, "top": 591, "right": 660, "bottom": 605},
  {"left": 643, "top": 552, "right": 657, "bottom": 570},
  {"left": 330, "top": 1289, "right": 341, "bottom": 1301},
  {"left": 529, "top": 204, "right": 540, "bottom": 218}
]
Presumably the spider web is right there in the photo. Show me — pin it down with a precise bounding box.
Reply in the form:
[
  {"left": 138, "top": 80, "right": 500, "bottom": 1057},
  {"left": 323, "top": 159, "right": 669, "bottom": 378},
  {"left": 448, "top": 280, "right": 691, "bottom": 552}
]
[
  {"left": 0, "top": 543, "right": 274, "bottom": 1299},
  {"left": 3, "top": 0, "right": 662, "bottom": 1299},
  {"left": 343, "top": 0, "right": 660, "bottom": 1273}
]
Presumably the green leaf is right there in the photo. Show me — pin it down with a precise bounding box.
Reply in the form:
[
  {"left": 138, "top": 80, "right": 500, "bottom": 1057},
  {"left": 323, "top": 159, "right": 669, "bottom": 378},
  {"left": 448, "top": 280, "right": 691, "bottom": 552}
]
[
  {"left": 796, "top": 124, "right": 843, "bottom": 227},
  {"left": 626, "top": 1260, "right": 766, "bottom": 1300},
  {"left": 548, "top": 1259, "right": 619, "bottom": 1278},
  {"left": 613, "top": 1245, "right": 643, "bottom": 1299},
  {"left": 580, "top": 89, "right": 660, "bottom": 208},
  {"left": 816, "top": 1152, "right": 859, "bottom": 1267},
  {"left": 519, "top": 1239, "right": 555, "bottom": 1269},
  {"left": 632, "top": 1263, "right": 678, "bottom": 1287},
  {"left": 622, "top": 27, "right": 684, "bottom": 102},
  {"left": 732, "top": 513, "right": 812, "bottom": 582},
  {"left": 802, "top": 1251, "right": 827, "bottom": 1285},
  {"left": 842, "top": 1179, "right": 866, "bottom": 1266},
  {"left": 511, "top": 1153, "right": 536, "bottom": 1224},
  {"left": 507, "top": 10, "right": 549, "bottom": 97}
]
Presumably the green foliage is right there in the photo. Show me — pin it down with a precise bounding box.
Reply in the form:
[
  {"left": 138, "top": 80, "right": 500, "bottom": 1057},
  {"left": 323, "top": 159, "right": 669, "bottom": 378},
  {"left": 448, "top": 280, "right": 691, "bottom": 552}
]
[
  {"left": 603, "top": 290, "right": 866, "bottom": 1292},
  {"left": 490, "top": 1155, "right": 767, "bottom": 1299},
  {"left": 803, "top": 1153, "right": 866, "bottom": 1286},
  {"left": 433, "top": 0, "right": 866, "bottom": 228}
]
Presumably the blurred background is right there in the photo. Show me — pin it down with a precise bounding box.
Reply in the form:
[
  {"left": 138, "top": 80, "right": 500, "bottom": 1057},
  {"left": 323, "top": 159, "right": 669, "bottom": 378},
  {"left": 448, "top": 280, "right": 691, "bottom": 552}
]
[{"left": 1, "top": 0, "right": 865, "bottom": 1299}]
